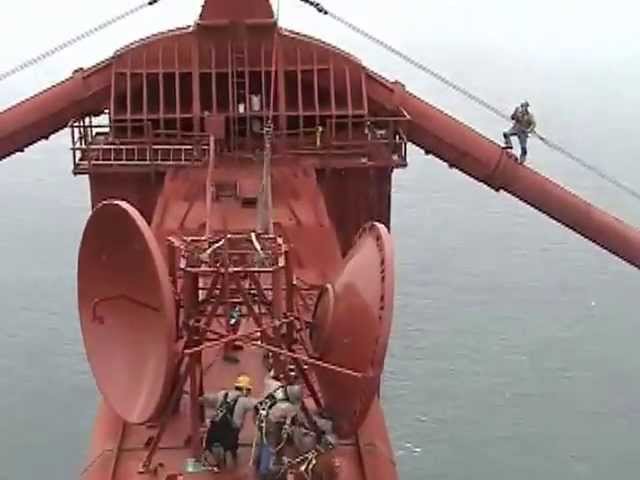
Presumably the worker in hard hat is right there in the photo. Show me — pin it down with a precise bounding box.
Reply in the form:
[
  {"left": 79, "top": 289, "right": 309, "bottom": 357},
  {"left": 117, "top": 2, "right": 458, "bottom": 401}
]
[
  {"left": 199, "top": 374, "right": 258, "bottom": 471},
  {"left": 503, "top": 101, "right": 537, "bottom": 164}
]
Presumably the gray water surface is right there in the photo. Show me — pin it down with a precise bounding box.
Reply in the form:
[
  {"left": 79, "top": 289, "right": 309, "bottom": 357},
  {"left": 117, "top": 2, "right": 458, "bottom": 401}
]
[{"left": 1, "top": 1, "right": 639, "bottom": 478}]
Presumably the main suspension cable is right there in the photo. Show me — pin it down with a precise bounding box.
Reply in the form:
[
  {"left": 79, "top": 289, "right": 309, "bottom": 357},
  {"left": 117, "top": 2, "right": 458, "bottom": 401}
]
[
  {"left": 295, "top": 0, "right": 640, "bottom": 203},
  {"left": 535, "top": 134, "right": 640, "bottom": 202},
  {"left": 0, "top": 0, "right": 163, "bottom": 83}
]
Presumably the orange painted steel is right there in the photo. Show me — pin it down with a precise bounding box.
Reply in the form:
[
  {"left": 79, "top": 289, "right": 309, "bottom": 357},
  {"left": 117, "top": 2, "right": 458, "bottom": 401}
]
[
  {"left": 0, "top": 23, "right": 638, "bottom": 269},
  {"left": 0, "top": 62, "right": 112, "bottom": 160},
  {"left": 198, "top": 0, "right": 274, "bottom": 23},
  {"left": 78, "top": 200, "right": 177, "bottom": 425},
  {"left": 367, "top": 79, "right": 640, "bottom": 269},
  {"left": 312, "top": 222, "right": 395, "bottom": 438},
  {"left": 0, "top": 1, "right": 639, "bottom": 480}
]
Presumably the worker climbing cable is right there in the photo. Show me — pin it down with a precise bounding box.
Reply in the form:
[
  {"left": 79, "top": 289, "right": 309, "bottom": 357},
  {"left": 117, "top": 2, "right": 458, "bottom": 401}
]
[
  {"left": 502, "top": 101, "right": 537, "bottom": 164},
  {"left": 4, "top": 1, "right": 640, "bottom": 479},
  {"left": 293, "top": 0, "right": 640, "bottom": 203},
  {"left": 3, "top": 0, "right": 637, "bottom": 201}
]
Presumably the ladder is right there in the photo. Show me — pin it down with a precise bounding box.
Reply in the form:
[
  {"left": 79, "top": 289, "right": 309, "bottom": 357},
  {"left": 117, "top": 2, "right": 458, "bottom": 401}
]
[{"left": 232, "top": 44, "right": 248, "bottom": 151}]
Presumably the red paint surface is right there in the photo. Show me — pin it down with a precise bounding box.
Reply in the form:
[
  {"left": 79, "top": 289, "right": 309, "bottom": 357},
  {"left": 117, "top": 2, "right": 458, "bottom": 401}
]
[
  {"left": 312, "top": 222, "right": 394, "bottom": 438},
  {"left": 199, "top": 0, "right": 274, "bottom": 23},
  {"left": 368, "top": 80, "right": 640, "bottom": 268},
  {"left": 0, "top": 63, "right": 111, "bottom": 160},
  {"left": 78, "top": 201, "right": 177, "bottom": 424},
  {"left": 0, "top": 1, "right": 638, "bottom": 479}
]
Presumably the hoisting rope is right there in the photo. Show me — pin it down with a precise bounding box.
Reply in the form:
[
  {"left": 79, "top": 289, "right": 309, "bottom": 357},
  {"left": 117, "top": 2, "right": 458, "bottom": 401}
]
[
  {"left": 248, "top": 402, "right": 290, "bottom": 468},
  {"left": 295, "top": 0, "right": 640, "bottom": 204},
  {"left": 256, "top": 15, "right": 280, "bottom": 234},
  {"left": 248, "top": 403, "right": 269, "bottom": 467},
  {"left": 0, "top": 0, "right": 163, "bottom": 83}
]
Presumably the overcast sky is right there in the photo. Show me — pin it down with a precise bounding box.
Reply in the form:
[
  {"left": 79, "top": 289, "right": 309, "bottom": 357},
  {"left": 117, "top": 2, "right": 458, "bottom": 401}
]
[
  {"left": 1, "top": 0, "right": 639, "bottom": 206},
  {"left": 1, "top": 0, "right": 638, "bottom": 98},
  {"left": 2, "top": 0, "right": 638, "bottom": 140}
]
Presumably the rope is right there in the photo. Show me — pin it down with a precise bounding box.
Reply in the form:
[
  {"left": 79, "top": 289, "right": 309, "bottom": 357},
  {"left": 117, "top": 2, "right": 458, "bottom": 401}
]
[
  {"left": 294, "top": 0, "right": 640, "bottom": 203},
  {"left": 268, "top": 32, "right": 279, "bottom": 122},
  {"left": 0, "top": 0, "right": 163, "bottom": 83},
  {"left": 249, "top": 404, "right": 269, "bottom": 467},
  {"left": 256, "top": 21, "right": 280, "bottom": 234}
]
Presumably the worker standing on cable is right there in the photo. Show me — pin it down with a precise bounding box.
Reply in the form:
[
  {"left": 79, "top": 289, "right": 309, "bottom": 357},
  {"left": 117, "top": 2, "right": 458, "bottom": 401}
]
[
  {"left": 199, "top": 375, "right": 258, "bottom": 472},
  {"left": 503, "top": 101, "right": 536, "bottom": 164}
]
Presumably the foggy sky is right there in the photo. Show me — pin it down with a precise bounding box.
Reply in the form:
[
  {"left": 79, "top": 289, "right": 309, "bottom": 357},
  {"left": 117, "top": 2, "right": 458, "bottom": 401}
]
[
  {"left": 1, "top": 0, "right": 638, "bottom": 103},
  {"left": 1, "top": 0, "right": 639, "bottom": 220}
]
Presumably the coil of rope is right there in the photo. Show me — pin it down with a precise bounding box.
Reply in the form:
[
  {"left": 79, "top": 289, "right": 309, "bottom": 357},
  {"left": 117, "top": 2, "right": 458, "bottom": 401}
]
[
  {"left": 0, "top": 0, "right": 163, "bottom": 83},
  {"left": 295, "top": 0, "right": 640, "bottom": 203}
]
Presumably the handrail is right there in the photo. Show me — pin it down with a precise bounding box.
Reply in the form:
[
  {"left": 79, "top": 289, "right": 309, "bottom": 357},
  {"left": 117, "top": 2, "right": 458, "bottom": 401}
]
[{"left": 69, "top": 112, "right": 408, "bottom": 171}]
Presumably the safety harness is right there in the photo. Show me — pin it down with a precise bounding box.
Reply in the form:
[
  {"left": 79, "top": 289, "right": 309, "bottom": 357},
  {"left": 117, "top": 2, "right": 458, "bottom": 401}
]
[
  {"left": 217, "top": 392, "right": 240, "bottom": 422},
  {"left": 205, "top": 392, "right": 241, "bottom": 453},
  {"left": 254, "top": 384, "right": 291, "bottom": 441},
  {"left": 251, "top": 384, "right": 295, "bottom": 475}
]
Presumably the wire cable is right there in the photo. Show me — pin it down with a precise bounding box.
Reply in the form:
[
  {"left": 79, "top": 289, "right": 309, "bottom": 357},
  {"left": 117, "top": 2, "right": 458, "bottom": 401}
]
[
  {"left": 536, "top": 134, "right": 640, "bottom": 201},
  {"left": 295, "top": 0, "right": 640, "bottom": 203},
  {"left": 0, "top": 0, "right": 163, "bottom": 83}
]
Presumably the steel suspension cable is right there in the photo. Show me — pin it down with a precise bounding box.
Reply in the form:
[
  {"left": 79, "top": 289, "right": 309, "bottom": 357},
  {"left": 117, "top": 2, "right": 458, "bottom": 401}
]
[
  {"left": 295, "top": 0, "right": 640, "bottom": 203},
  {"left": 0, "top": 0, "right": 163, "bottom": 83},
  {"left": 534, "top": 135, "right": 640, "bottom": 202}
]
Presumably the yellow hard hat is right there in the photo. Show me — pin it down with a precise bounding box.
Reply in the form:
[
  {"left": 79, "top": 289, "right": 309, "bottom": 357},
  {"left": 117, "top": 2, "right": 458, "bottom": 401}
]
[{"left": 234, "top": 374, "right": 252, "bottom": 392}]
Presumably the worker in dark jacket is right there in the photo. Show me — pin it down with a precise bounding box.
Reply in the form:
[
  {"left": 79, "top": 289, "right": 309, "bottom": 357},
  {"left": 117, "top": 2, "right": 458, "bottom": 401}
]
[
  {"left": 199, "top": 374, "right": 258, "bottom": 471},
  {"left": 503, "top": 101, "right": 537, "bottom": 164}
]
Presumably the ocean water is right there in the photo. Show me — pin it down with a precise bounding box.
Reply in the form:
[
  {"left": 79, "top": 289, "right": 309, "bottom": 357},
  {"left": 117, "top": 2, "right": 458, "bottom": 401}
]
[{"left": 1, "top": 1, "right": 639, "bottom": 479}]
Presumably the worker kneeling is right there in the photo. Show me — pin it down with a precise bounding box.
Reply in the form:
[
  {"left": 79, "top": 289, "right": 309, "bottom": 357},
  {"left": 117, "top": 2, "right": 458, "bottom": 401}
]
[{"left": 199, "top": 374, "right": 257, "bottom": 471}]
